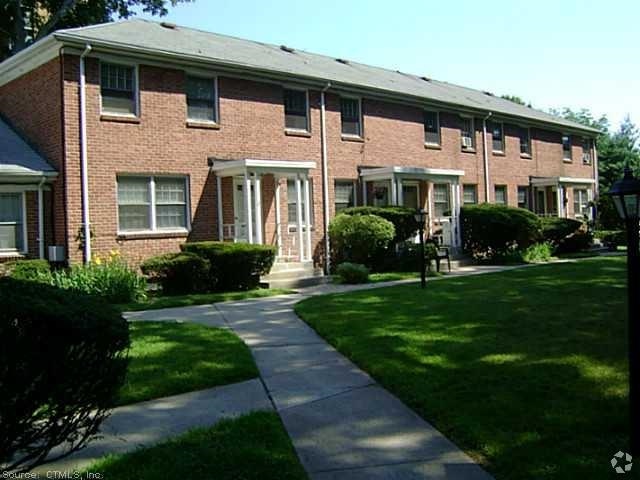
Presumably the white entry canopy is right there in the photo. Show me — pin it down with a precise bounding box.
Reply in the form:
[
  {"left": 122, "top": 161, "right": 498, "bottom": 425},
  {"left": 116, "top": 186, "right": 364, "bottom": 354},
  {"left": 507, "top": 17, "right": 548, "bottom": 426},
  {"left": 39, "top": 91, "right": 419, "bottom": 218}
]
[
  {"left": 360, "top": 166, "right": 464, "bottom": 183},
  {"left": 209, "top": 158, "right": 316, "bottom": 177},
  {"left": 530, "top": 176, "right": 596, "bottom": 187}
]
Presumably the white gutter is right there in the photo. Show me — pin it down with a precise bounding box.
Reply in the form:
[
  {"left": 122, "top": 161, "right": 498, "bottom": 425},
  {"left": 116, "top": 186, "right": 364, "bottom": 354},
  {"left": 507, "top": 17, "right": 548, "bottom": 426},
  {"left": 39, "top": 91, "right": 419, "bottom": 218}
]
[
  {"left": 79, "top": 44, "right": 92, "bottom": 264},
  {"left": 37, "top": 176, "right": 45, "bottom": 259},
  {"left": 593, "top": 141, "right": 599, "bottom": 196},
  {"left": 482, "top": 112, "right": 492, "bottom": 203},
  {"left": 320, "top": 82, "right": 331, "bottom": 274}
]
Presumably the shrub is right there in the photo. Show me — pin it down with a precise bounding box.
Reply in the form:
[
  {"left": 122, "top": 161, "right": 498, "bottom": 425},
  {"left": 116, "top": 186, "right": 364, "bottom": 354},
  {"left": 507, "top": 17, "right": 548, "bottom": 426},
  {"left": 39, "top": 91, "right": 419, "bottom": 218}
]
[
  {"left": 329, "top": 214, "right": 395, "bottom": 269},
  {"left": 386, "top": 241, "right": 440, "bottom": 272},
  {"left": 461, "top": 204, "right": 542, "bottom": 259},
  {"left": 540, "top": 217, "right": 592, "bottom": 253},
  {"left": 0, "top": 278, "right": 129, "bottom": 473},
  {"left": 340, "top": 206, "right": 421, "bottom": 243},
  {"left": 49, "top": 252, "right": 147, "bottom": 303},
  {"left": 181, "top": 242, "right": 276, "bottom": 291},
  {"left": 6, "top": 259, "right": 51, "bottom": 282},
  {"left": 141, "top": 252, "right": 210, "bottom": 294},
  {"left": 596, "top": 230, "right": 626, "bottom": 250},
  {"left": 596, "top": 194, "right": 624, "bottom": 230},
  {"left": 521, "top": 242, "right": 554, "bottom": 263},
  {"left": 336, "top": 262, "right": 369, "bottom": 284}
]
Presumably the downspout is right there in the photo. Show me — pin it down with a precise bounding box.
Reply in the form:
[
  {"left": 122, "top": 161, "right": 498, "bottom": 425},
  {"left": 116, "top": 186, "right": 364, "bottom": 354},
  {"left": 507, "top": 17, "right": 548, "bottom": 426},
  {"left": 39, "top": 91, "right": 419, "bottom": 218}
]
[
  {"left": 482, "top": 112, "right": 492, "bottom": 203},
  {"left": 320, "top": 81, "right": 331, "bottom": 274},
  {"left": 37, "top": 176, "right": 45, "bottom": 259},
  {"left": 79, "top": 44, "right": 92, "bottom": 264}
]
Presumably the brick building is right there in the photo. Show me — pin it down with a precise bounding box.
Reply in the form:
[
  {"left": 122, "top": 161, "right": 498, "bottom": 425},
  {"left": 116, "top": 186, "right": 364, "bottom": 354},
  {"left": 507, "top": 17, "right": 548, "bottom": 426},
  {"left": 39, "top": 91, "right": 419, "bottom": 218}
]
[{"left": 0, "top": 19, "right": 599, "bottom": 268}]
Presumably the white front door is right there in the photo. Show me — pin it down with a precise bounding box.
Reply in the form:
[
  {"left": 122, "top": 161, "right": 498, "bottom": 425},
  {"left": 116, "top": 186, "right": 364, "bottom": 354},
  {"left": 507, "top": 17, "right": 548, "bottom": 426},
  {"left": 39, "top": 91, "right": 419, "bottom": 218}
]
[{"left": 232, "top": 178, "right": 255, "bottom": 242}]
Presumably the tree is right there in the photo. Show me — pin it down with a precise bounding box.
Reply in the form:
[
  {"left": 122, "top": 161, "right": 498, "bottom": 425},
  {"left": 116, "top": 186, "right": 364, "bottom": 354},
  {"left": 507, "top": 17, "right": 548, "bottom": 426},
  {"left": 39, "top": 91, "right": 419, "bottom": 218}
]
[
  {"left": 1, "top": 0, "right": 192, "bottom": 61},
  {"left": 501, "top": 94, "right": 532, "bottom": 108}
]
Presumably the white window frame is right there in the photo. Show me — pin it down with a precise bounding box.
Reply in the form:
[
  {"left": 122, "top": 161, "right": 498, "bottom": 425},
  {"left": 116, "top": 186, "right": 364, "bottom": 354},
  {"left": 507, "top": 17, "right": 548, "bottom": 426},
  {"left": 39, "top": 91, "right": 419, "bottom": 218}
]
[
  {"left": 573, "top": 188, "right": 590, "bottom": 219},
  {"left": 433, "top": 183, "right": 451, "bottom": 218},
  {"left": 462, "top": 184, "right": 477, "bottom": 205},
  {"left": 494, "top": 185, "right": 508, "bottom": 205},
  {"left": 340, "top": 95, "right": 364, "bottom": 139},
  {"left": 99, "top": 60, "right": 140, "bottom": 117},
  {"left": 460, "top": 115, "right": 476, "bottom": 151},
  {"left": 116, "top": 175, "right": 191, "bottom": 235},
  {"left": 562, "top": 134, "right": 572, "bottom": 162},
  {"left": 519, "top": 126, "right": 532, "bottom": 157},
  {"left": 423, "top": 110, "right": 441, "bottom": 146},
  {"left": 491, "top": 121, "right": 505, "bottom": 153},
  {"left": 283, "top": 86, "right": 310, "bottom": 133},
  {"left": 0, "top": 190, "right": 27, "bottom": 256},
  {"left": 287, "top": 178, "right": 314, "bottom": 228},
  {"left": 517, "top": 186, "right": 530, "bottom": 209},
  {"left": 334, "top": 179, "right": 356, "bottom": 212},
  {"left": 185, "top": 74, "right": 219, "bottom": 125}
]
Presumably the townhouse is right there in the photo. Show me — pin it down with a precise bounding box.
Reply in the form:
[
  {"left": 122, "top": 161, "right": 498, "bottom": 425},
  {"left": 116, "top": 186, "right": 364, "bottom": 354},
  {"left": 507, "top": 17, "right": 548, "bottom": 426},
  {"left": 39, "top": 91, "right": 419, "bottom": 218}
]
[{"left": 0, "top": 19, "right": 599, "bottom": 268}]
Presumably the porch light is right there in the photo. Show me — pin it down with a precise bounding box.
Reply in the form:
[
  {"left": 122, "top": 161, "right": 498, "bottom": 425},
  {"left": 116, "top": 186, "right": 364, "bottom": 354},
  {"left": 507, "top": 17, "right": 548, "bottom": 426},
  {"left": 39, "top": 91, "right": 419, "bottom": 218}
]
[
  {"left": 606, "top": 165, "right": 640, "bottom": 455},
  {"left": 414, "top": 208, "right": 427, "bottom": 289}
]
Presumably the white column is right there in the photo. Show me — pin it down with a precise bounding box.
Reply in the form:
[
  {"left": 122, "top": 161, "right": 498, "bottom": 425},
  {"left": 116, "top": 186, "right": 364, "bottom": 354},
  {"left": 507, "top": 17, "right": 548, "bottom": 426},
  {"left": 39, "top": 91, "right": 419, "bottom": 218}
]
[
  {"left": 216, "top": 175, "right": 223, "bottom": 241},
  {"left": 275, "top": 178, "right": 282, "bottom": 257},
  {"left": 426, "top": 182, "right": 433, "bottom": 237},
  {"left": 391, "top": 176, "right": 397, "bottom": 206},
  {"left": 253, "top": 174, "right": 262, "bottom": 244},
  {"left": 244, "top": 171, "right": 253, "bottom": 243},
  {"left": 296, "top": 175, "right": 304, "bottom": 261},
  {"left": 396, "top": 177, "right": 403, "bottom": 207},
  {"left": 37, "top": 182, "right": 45, "bottom": 259},
  {"left": 304, "top": 175, "right": 312, "bottom": 261},
  {"left": 454, "top": 183, "right": 462, "bottom": 248},
  {"left": 557, "top": 185, "right": 564, "bottom": 218},
  {"left": 362, "top": 179, "right": 367, "bottom": 206}
]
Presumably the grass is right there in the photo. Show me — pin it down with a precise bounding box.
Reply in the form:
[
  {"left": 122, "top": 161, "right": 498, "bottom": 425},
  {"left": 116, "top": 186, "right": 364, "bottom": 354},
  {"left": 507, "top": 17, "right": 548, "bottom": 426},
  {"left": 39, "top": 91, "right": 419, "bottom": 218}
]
[
  {"left": 85, "top": 411, "right": 307, "bottom": 480},
  {"left": 118, "top": 288, "right": 292, "bottom": 312},
  {"left": 295, "top": 257, "right": 628, "bottom": 480},
  {"left": 332, "top": 270, "right": 443, "bottom": 284},
  {"left": 117, "top": 321, "right": 258, "bottom": 405}
]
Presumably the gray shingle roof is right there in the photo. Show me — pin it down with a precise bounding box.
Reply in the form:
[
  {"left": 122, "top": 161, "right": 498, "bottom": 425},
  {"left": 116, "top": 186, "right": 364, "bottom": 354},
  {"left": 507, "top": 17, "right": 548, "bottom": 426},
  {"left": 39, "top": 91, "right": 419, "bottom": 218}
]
[
  {"left": 0, "top": 119, "right": 56, "bottom": 176},
  {"left": 54, "top": 19, "right": 597, "bottom": 133}
]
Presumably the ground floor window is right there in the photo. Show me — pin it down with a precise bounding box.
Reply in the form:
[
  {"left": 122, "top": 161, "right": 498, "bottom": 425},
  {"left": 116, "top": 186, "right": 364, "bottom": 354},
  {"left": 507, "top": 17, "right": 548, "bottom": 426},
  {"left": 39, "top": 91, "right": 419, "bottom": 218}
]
[
  {"left": 334, "top": 180, "right": 355, "bottom": 213},
  {"left": 573, "top": 188, "right": 590, "bottom": 219},
  {"left": 0, "top": 192, "right": 25, "bottom": 253},
  {"left": 494, "top": 185, "right": 507, "bottom": 205},
  {"left": 517, "top": 186, "right": 530, "bottom": 209},
  {"left": 463, "top": 184, "right": 477, "bottom": 204},
  {"left": 288, "top": 178, "right": 314, "bottom": 225},
  {"left": 117, "top": 176, "right": 189, "bottom": 232}
]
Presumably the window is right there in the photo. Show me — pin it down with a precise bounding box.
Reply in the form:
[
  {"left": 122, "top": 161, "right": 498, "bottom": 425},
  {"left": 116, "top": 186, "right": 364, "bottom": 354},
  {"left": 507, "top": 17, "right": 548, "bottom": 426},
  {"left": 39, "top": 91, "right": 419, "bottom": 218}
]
[
  {"left": 287, "top": 178, "right": 314, "bottom": 225},
  {"left": 460, "top": 116, "right": 475, "bottom": 150},
  {"left": 582, "top": 138, "right": 592, "bottom": 165},
  {"left": 433, "top": 184, "right": 451, "bottom": 217},
  {"left": 186, "top": 76, "right": 217, "bottom": 123},
  {"left": 100, "top": 62, "right": 137, "bottom": 116},
  {"left": 424, "top": 111, "right": 440, "bottom": 145},
  {"left": 573, "top": 188, "right": 589, "bottom": 218},
  {"left": 562, "top": 134, "right": 572, "bottom": 161},
  {"left": 463, "top": 184, "right": 477, "bottom": 204},
  {"left": 491, "top": 122, "right": 504, "bottom": 152},
  {"left": 519, "top": 127, "right": 531, "bottom": 156},
  {"left": 494, "top": 185, "right": 507, "bottom": 205},
  {"left": 0, "top": 193, "right": 25, "bottom": 252},
  {"left": 340, "top": 97, "right": 362, "bottom": 137},
  {"left": 517, "top": 186, "right": 530, "bottom": 209},
  {"left": 284, "top": 89, "right": 309, "bottom": 131},
  {"left": 117, "top": 176, "right": 188, "bottom": 232},
  {"left": 334, "top": 180, "right": 355, "bottom": 213}
]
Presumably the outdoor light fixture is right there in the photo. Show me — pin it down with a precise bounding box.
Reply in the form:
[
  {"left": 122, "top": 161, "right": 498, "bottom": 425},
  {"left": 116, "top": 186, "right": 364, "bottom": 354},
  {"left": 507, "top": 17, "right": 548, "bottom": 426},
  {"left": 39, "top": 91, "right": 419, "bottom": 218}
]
[
  {"left": 607, "top": 166, "right": 640, "bottom": 456},
  {"left": 414, "top": 208, "right": 427, "bottom": 289}
]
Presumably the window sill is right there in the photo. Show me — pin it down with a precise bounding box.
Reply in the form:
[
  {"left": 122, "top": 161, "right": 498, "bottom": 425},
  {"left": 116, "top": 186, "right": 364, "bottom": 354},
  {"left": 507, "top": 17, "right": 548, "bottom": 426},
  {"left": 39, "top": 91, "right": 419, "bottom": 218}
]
[
  {"left": 186, "top": 120, "right": 220, "bottom": 130},
  {"left": 461, "top": 147, "right": 477, "bottom": 154},
  {"left": 563, "top": 159, "right": 573, "bottom": 163},
  {"left": 0, "top": 251, "right": 26, "bottom": 258},
  {"left": 117, "top": 230, "right": 189, "bottom": 241},
  {"left": 287, "top": 225, "right": 315, "bottom": 233},
  {"left": 520, "top": 154, "right": 532, "bottom": 160},
  {"left": 100, "top": 114, "right": 141, "bottom": 124},
  {"left": 341, "top": 134, "right": 365, "bottom": 143},
  {"left": 285, "top": 129, "right": 312, "bottom": 138},
  {"left": 492, "top": 151, "right": 506, "bottom": 157},
  {"left": 424, "top": 143, "right": 442, "bottom": 150}
]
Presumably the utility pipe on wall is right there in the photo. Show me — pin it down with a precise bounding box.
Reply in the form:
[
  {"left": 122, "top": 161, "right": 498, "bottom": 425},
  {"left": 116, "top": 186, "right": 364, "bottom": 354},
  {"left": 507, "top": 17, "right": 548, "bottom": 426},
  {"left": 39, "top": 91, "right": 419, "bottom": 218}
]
[
  {"left": 482, "top": 111, "right": 492, "bottom": 203},
  {"left": 320, "top": 82, "right": 331, "bottom": 273},
  {"left": 79, "top": 44, "right": 92, "bottom": 264},
  {"left": 37, "top": 176, "right": 45, "bottom": 259}
]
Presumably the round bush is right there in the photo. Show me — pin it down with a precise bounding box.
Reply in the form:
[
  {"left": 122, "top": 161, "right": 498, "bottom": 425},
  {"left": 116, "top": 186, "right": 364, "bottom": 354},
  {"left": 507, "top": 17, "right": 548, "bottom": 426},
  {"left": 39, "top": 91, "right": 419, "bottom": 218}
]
[
  {"left": 340, "top": 206, "right": 421, "bottom": 243},
  {"left": 141, "top": 252, "right": 211, "bottom": 294},
  {"left": 540, "top": 217, "right": 592, "bottom": 253},
  {"left": 6, "top": 259, "right": 51, "bottom": 282},
  {"left": 329, "top": 214, "right": 395, "bottom": 268},
  {"left": 0, "top": 278, "right": 129, "bottom": 473},
  {"left": 336, "top": 262, "right": 370, "bottom": 284}
]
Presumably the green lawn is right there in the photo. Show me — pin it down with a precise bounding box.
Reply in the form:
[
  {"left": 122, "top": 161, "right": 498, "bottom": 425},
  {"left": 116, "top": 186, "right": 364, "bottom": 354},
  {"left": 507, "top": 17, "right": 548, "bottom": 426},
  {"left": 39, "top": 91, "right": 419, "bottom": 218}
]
[
  {"left": 86, "top": 412, "right": 307, "bottom": 480},
  {"left": 118, "top": 288, "right": 292, "bottom": 312},
  {"left": 117, "top": 321, "right": 258, "bottom": 405},
  {"left": 295, "top": 257, "right": 628, "bottom": 480}
]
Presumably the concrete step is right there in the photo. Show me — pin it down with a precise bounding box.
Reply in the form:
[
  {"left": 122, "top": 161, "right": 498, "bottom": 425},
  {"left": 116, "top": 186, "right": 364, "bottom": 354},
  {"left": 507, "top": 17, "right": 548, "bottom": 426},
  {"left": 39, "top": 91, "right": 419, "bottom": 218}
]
[
  {"left": 269, "top": 260, "right": 315, "bottom": 274},
  {"left": 260, "top": 275, "right": 328, "bottom": 290},
  {"left": 263, "top": 267, "right": 323, "bottom": 281}
]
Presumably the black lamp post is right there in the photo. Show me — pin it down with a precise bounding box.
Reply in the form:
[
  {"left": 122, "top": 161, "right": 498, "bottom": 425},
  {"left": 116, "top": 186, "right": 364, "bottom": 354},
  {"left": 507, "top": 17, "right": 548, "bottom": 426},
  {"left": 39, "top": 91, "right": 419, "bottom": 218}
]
[
  {"left": 414, "top": 208, "right": 427, "bottom": 289},
  {"left": 607, "top": 166, "right": 640, "bottom": 456}
]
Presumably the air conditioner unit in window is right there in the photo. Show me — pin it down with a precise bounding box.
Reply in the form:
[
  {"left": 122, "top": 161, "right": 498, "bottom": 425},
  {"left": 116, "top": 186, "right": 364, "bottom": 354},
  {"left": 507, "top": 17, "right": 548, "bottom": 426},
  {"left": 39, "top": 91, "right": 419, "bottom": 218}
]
[
  {"left": 48, "top": 245, "right": 66, "bottom": 263},
  {"left": 582, "top": 153, "right": 591, "bottom": 164},
  {"left": 461, "top": 137, "right": 473, "bottom": 149}
]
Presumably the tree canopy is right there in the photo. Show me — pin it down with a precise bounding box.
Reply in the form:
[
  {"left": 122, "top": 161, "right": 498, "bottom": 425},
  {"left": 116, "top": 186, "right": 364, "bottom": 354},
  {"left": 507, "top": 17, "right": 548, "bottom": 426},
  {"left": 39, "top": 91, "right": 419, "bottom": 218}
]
[{"left": 1, "top": 0, "right": 192, "bottom": 61}]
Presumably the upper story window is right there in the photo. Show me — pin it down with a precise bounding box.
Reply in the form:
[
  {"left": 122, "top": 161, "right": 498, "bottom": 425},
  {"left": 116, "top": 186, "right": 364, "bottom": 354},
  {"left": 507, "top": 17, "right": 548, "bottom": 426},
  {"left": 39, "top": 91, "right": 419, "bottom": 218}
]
[
  {"left": 463, "top": 184, "right": 477, "bottom": 204},
  {"left": 100, "top": 62, "right": 137, "bottom": 116},
  {"left": 517, "top": 186, "right": 530, "bottom": 209},
  {"left": 424, "top": 111, "right": 440, "bottom": 146},
  {"left": 433, "top": 184, "right": 451, "bottom": 217},
  {"left": 284, "top": 89, "right": 309, "bottom": 131},
  {"left": 117, "top": 176, "right": 189, "bottom": 233},
  {"left": 340, "top": 97, "right": 362, "bottom": 137},
  {"left": 0, "top": 192, "right": 25, "bottom": 253},
  {"left": 460, "top": 116, "right": 475, "bottom": 151},
  {"left": 335, "top": 180, "right": 355, "bottom": 213},
  {"left": 519, "top": 127, "right": 531, "bottom": 156},
  {"left": 582, "top": 138, "right": 592, "bottom": 165},
  {"left": 186, "top": 76, "right": 217, "bottom": 123},
  {"left": 562, "top": 134, "right": 572, "bottom": 161},
  {"left": 491, "top": 122, "right": 504, "bottom": 152},
  {"left": 494, "top": 185, "right": 507, "bottom": 205}
]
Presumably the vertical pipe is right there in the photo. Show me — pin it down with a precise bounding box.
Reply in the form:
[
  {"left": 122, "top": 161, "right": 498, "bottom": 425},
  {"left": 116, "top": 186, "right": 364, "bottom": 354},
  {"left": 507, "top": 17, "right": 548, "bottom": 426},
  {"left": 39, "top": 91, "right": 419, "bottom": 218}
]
[
  {"left": 254, "top": 174, "right": 262, "bottom": 244},
  {"left": 320, "top": 83, "right": 331, "bottom": 272},
  {"left": 304, "top": 175, "right": 312, "bottom": 261},
  {"left": 244, "top": 171, "right": 253, "bottom": 243},
  {"left": 216, "top": 175, "right": 223, "bottom": 240},
  {"left": 275, "top": 178, "right": 282, "bottom": 257},
  {"left": 79, "top": 44, "right": 92, "bottom": 263},
  {"left": 482, "top": 112, "right": 492, "bottom": 203},
  {"left": 296, "top": 175, "right": 304, "bottom": 261},
  {"left": 37, "top": 178, "right": 45, "bottom": 259}
]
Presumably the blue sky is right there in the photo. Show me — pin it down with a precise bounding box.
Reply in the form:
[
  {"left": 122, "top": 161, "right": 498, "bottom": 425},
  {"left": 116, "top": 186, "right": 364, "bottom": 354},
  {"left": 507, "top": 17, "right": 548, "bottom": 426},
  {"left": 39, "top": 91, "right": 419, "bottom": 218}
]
[{"left": 137, "top": 0, "right": 638, "bottom": 130}]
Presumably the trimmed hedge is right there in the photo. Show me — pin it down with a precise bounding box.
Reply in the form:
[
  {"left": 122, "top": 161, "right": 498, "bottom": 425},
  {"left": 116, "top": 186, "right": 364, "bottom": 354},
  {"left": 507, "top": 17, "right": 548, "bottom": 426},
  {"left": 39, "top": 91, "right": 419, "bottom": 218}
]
[
  {"left": 140, "top": 252, "right": 210, "bottom": 294},
  {"left": 329, "top": 214, "right": 395, "bottom": 269},
  {"left": 181, "top": 242, "right": 276, "bottom": 291},
  {"left": 336, "top": 262, "right": 369, "bottom": 284},
  {"left": 6, "top": 259, "right": 51, "bottom": 281},
  {"left": 0, "top": 278, "right": 129, "bottom": 472},
  {"left": 340, "top": 206, "right": 420, "bottom": 243},
  {"left": 461, "top": 204, "right": 542, "bottom": 259},
  {"left": 540, "top": 217, "right": 592, "bottom": 253}
]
